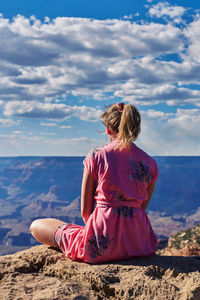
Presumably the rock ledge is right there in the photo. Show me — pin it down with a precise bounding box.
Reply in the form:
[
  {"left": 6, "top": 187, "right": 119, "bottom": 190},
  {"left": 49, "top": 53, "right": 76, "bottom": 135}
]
[{"left": 0, "top": 245, "right": 200, "bottom": 299}]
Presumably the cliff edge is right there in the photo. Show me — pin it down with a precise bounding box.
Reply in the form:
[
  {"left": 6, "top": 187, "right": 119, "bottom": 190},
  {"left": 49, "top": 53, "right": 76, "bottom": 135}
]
[{"left": 0, "top": 245, "right": 200, "bottom": 300}]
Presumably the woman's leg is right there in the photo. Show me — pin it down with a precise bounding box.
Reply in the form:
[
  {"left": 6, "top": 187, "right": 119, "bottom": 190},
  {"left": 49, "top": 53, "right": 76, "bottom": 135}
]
[{"left": 30, "top": 218, "right": 67, "bottom": 247}]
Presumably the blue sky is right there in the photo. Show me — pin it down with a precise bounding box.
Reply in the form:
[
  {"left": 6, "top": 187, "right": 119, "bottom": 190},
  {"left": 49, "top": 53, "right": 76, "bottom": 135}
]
[{"left": 0, "top": 0, "right": 200, "bottom": 156}]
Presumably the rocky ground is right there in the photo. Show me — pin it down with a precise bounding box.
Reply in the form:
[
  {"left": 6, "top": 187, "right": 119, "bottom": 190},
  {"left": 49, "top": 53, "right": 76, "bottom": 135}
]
[{"left": 0, "top": 245, "right": 200, "bottom": 300}]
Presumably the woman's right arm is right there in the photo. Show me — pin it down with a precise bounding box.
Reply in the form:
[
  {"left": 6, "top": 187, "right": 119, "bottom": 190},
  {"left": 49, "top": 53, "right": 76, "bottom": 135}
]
[
  {"left": 142, "top": 182, "right": 156, "bottom": 211},
  {"left": 81, "top": 167, "right": 95, "bottom": 224}
]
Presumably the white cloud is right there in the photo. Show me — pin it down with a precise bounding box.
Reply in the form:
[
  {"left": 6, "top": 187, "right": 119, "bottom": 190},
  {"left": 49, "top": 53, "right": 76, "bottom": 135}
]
[
  {"left": 123, "top": 14, "right": 137, "bottom": 20},
  {"left": 0, "top": 14, "right": 186, "bottom": 104},
  {"left": 138, "top": 108, "right": 200, "bottom": 155},
  {"left": 60, "top": 125, "right": 73, "bottom": 129},
  {"left": 0, "top": 13, "right": 199, "bottom": 108},
  {"left": 115, "top": 81, "right": 200, "bottom": 106},
  {"left": 4, "top": 101, "right": 102, "bottom": 121},
  {"left": 0, "top": 133, "right": 104, "bottom": 156},
  {"left": 12, "top": 130, "right": 22, "bottom": 134},
  {"left": 0, "top": 118, "right": 20, "bottom": 127},
  {"left": 184, "top": 17, "right": 200, "bottom": 63},
  {"left": 40, "top": 131, "right": 56, "bottom": 136},
  {"left": 168, "top": 108, "right": 200, "bottom": 136},
  {"left": 149, "top": 2, "right": 185, "bottom": 19},
  {"left": 40, "top": 122, "right": 58, "bottom": 127},
  {"left": 0, "top": 107, "right": 199, "bottom": 156},
  {"left": 0, "top": 11, "right": 199, "bottom": 156},
  {"left": 141, "top": 109, "right": 173, "bottom": 120}
]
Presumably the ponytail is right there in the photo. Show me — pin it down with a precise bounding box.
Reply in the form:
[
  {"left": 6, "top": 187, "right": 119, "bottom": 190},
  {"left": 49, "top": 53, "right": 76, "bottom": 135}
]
[
  {"left": 117, "top": 104, "right": 141, "bottom": 149},
  {"left": 100, "top": 103, "right": 141, "bottom": 150}
]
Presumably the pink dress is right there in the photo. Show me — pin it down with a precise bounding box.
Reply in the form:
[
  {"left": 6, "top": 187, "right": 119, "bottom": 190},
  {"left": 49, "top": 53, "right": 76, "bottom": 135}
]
[{"left": 54, "top": 139, "right": 159, "bottom": 263}]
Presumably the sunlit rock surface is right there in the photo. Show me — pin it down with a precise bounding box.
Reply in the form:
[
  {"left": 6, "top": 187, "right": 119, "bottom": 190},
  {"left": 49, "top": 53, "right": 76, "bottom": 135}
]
[{"left": 0, "top": 245, "right": 200, "bottom": 299}]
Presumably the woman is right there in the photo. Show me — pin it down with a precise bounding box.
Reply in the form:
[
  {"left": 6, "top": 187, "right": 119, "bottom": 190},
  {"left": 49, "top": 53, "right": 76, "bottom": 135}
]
[{"left": 30, "top": 103, "right": 159, "bottom": 263}]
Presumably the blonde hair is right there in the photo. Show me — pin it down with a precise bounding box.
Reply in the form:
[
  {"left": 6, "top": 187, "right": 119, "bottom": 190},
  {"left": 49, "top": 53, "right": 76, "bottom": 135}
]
[{"left": 100, "top": 103, "right": 141, "bottom": 150}]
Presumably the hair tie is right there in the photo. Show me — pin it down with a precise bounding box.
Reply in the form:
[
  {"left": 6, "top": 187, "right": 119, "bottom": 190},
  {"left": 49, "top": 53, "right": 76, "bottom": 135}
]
[{"left": 118, "top": 103, "right": 125, "bottom": 113}]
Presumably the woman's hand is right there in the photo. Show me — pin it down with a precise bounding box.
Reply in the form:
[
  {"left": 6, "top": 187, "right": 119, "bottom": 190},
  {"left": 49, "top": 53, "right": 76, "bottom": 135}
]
[{"left": 81, "top": 167, "right": 95, "bottom": 224}]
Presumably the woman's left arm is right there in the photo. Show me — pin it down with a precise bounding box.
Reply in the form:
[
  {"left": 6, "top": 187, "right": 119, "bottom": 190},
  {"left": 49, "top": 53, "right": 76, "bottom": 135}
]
[
  {"left": 142, "top": 182, "right": 156, "bottom": 211},
  {"left": 81, "top": 167, "right": 95, "bottom": 224}
]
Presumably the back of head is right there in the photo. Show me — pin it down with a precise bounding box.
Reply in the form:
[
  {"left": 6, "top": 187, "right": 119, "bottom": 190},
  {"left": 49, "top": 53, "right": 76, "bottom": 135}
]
[{"left": 100, "top": 103, "right": 141, "bottom": 150}]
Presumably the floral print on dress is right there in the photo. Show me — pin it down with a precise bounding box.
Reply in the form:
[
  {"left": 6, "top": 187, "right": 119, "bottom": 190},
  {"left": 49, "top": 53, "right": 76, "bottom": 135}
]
[
  {"left": 116, "top": 192, "right": 135, "bottom": 202},
  {"left": 86, "top": 234, "right": 112, "bottom": 260},
  {"left": 113, "top": 206, "right": 135, "bottom": 218},
  {"left": 129, "top": 159, "right": 152, "bottom": 183},
  {"left": 116, "top": 192, "right": 127, "bottom": 202}
]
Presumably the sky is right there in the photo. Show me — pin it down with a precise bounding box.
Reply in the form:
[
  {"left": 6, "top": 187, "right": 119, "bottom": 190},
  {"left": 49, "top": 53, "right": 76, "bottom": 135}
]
[{"left": 0, "top": 0, "right": 200, "bottom": 156}]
